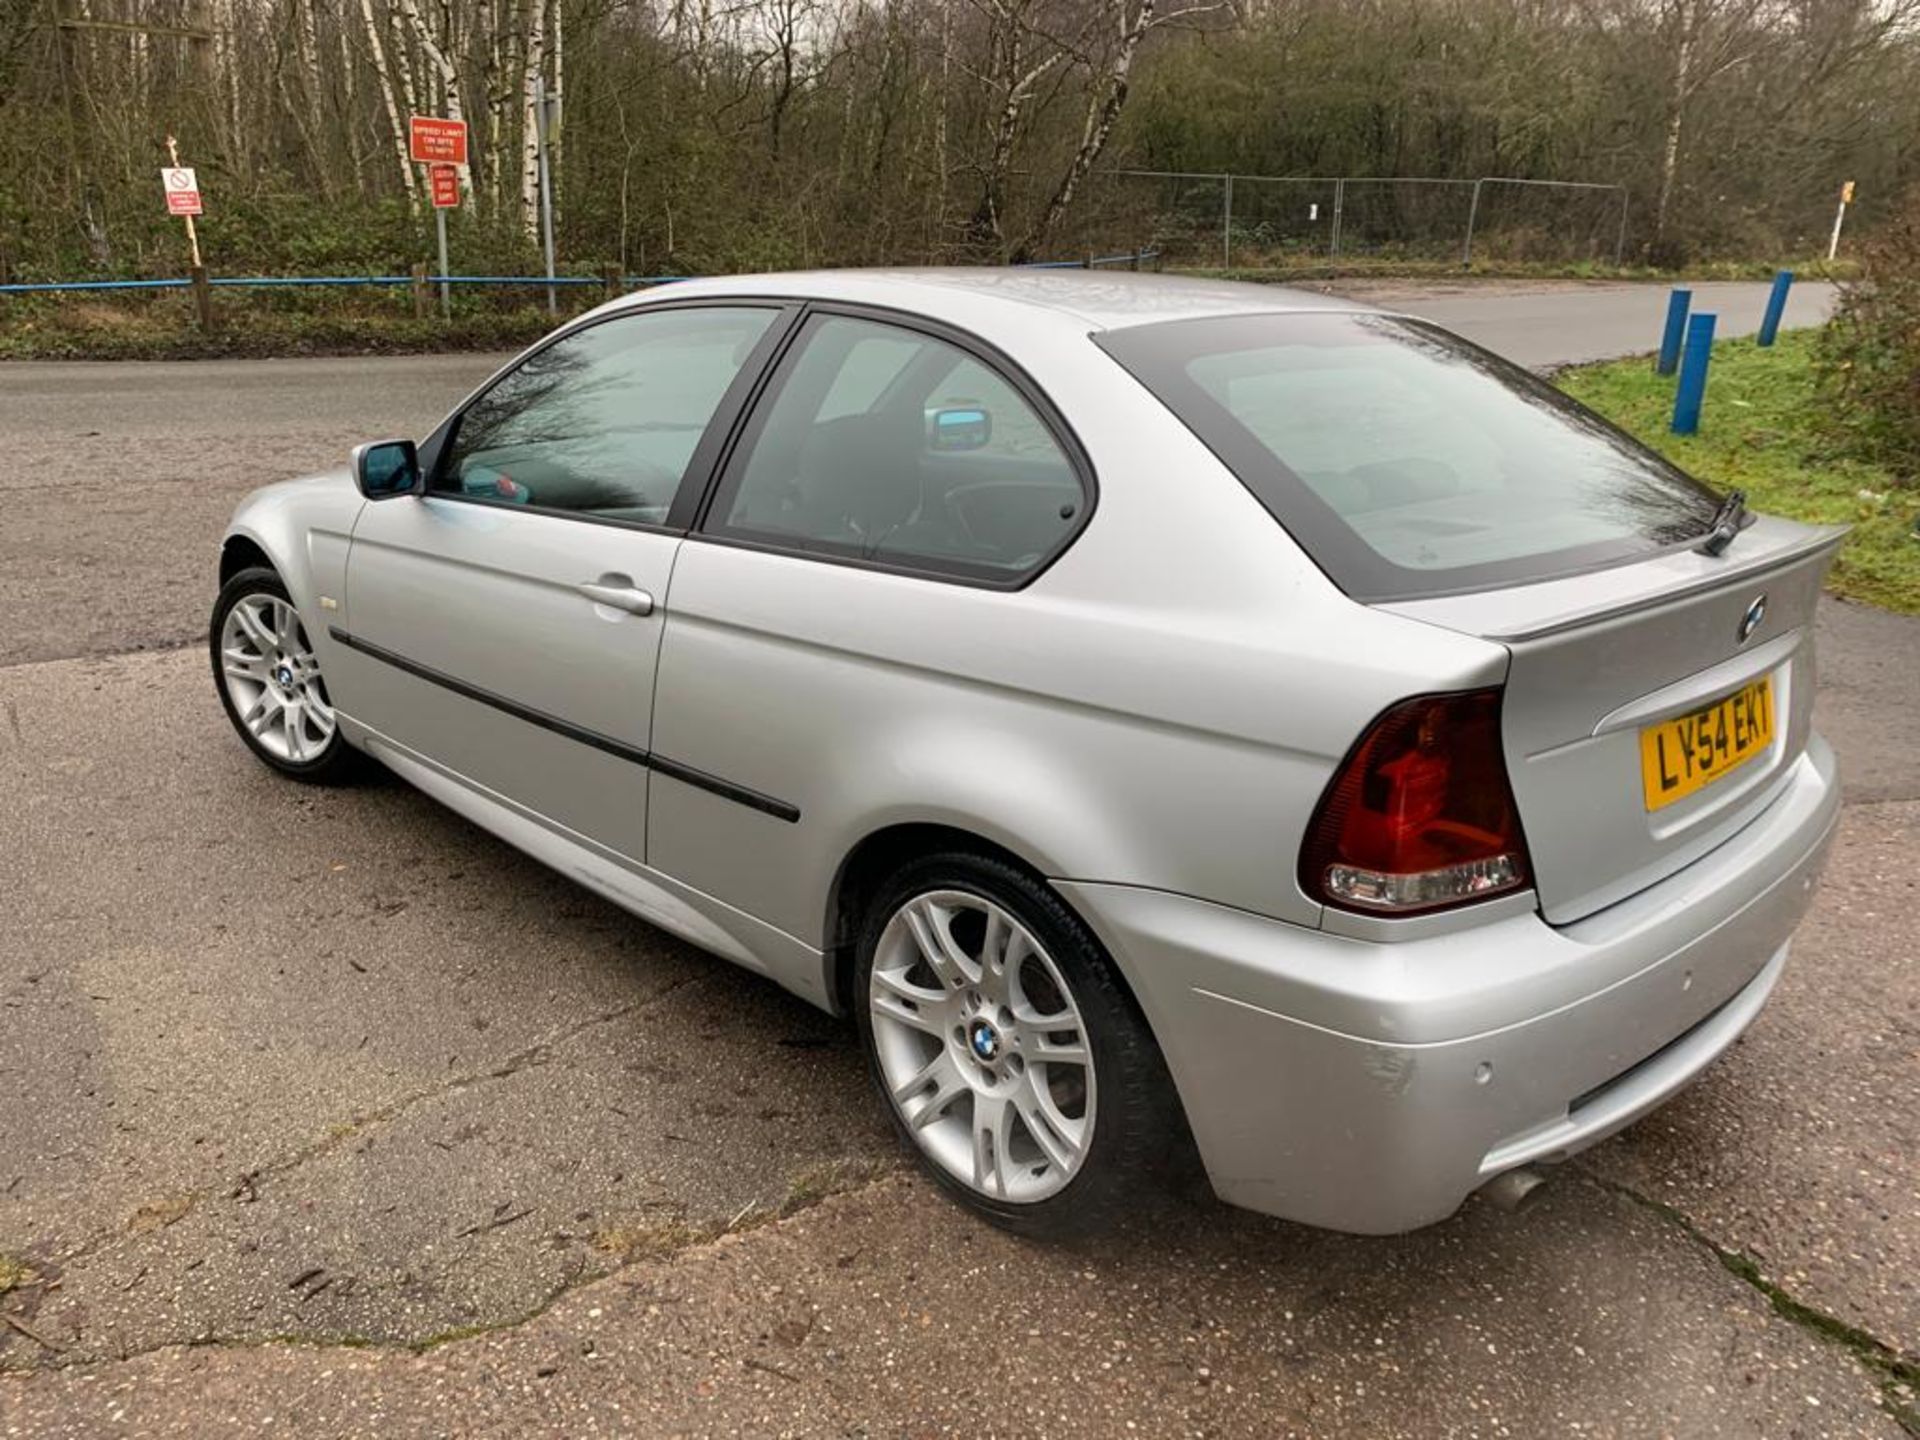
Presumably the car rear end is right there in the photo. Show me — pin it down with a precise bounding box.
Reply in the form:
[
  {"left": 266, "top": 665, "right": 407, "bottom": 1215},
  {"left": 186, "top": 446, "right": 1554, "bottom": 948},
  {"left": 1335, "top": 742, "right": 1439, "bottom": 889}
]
[{"left": 1080, "top": 307, "right": 1843, "bottom": 1232}]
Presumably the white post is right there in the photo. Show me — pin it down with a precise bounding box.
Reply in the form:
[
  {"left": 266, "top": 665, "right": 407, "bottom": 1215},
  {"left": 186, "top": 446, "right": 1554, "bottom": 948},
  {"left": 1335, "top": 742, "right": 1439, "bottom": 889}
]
[
  {"left": 535, "top": 74, "right": 558, "bottom": 315},
  {"left": 1462, "top": 177, "right": 1486, "bottom": 267},
  {"left": 1827, "top": 196, "right": 1849, "bottom": 262},
  {"left": 1222, "top": 173, "right": 1233, "bottom": 270}
]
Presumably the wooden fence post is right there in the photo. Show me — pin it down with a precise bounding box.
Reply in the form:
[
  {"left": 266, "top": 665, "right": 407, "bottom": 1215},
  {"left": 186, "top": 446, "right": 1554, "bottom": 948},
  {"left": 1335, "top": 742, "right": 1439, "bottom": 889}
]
[
  {"left": 603, "top": 263, "right": 623, "bottom": 297},
  {"left": 189, "top": 265, "right": 214, "bottom": 332},
  {"left": 411, "top": 263, "right": 430, "bottom": 321}
]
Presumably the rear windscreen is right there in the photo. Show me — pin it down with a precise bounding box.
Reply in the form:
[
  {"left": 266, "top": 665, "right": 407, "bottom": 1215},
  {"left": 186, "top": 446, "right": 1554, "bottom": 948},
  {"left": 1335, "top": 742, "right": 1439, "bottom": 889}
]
[{"left": 1095, "top": 312, "right": 1723, "bottom": 600}]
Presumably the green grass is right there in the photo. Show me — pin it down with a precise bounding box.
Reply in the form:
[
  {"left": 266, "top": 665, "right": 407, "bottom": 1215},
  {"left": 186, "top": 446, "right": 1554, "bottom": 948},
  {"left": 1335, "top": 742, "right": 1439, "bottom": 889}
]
[{"left": 1559, "top": 329, "right": 1920, "bottom": 614}]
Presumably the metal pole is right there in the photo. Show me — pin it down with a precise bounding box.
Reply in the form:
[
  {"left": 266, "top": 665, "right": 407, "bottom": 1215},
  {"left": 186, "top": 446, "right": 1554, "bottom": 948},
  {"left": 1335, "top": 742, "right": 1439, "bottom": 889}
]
[
  {"left": 1671, "top": 312, "right": 1716, "bottom": 435},
  {"left": 1756, "top": 269, "right": 1793, "bottom": 347},
  {"left": 1330, "top": 178, "right": 1344, "bottom": 258},
  {"left": 1613, "top": 188, "right": 1630, "bottom": 268},
  {"left": 435, "top": 207, "right": 450, "bottom": 320},
  {"left": 1461, "top": 178, "right": 1485, "bottom": 267},
  {"left": 1657, "top": 288, "right": 1691, "bottom": 375},
  {"left": 535, "top": 73, "right": 558, "bottom": 315},
  {"left": 1222, "top": 173, "right": 1233, "bottom": 270}
]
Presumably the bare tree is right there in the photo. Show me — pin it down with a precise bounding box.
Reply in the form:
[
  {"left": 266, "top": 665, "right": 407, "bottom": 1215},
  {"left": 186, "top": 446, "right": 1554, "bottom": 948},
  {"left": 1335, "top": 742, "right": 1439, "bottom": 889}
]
[
  {"left": 6, "top": 0, "right": 1920, "bottom": 283},
  {"left": 1019, "top": 0, "right": 1231, "bottom": 259}
]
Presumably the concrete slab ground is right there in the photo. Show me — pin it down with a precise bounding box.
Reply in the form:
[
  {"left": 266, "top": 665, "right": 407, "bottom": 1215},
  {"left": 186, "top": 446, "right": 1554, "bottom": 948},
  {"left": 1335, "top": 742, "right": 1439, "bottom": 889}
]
[
  {"left": 1, "top": 1177, "right": 1906, "bottom": 1439},
  {"left": 2, "top": 281, "right": 1913, "bottom": 1436}
]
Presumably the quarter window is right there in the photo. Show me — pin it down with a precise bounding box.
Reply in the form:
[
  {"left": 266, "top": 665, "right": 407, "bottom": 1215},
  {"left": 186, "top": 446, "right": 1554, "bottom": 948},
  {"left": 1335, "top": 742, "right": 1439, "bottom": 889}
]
[
  {"left": 705, "top": 314, "right": 1086, "bottom": 581},
  {"left": 1096, "top": 312, "right": 1722, "bottom": 600},
  {"left": 437, "top": 306, "right": 776, "bottom": 526}
]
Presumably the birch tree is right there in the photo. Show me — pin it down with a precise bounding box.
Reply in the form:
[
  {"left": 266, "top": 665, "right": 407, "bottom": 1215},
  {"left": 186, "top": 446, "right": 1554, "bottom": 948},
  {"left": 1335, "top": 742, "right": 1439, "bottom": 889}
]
[
  {"left": 520, "top": 0, "right": 549, "bottom": 240},
  {"left": 359, "top": 0, "right": 418, "bottom": 198},
  {"left": 393, "top": 0, "right": 472, "bottom": 189}
]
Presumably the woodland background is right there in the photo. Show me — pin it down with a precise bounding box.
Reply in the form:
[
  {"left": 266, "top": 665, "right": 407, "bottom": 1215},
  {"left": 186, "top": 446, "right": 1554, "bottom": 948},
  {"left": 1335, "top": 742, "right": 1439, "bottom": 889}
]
[{"left": 1, "top": 0, "right": 1918, "bottom": 282}]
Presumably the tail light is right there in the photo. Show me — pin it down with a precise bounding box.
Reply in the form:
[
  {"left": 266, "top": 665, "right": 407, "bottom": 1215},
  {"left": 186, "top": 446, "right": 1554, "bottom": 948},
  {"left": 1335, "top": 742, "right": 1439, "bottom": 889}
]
[{"left": 1301, "top": 688, "right": 1530, "bottom": 915}]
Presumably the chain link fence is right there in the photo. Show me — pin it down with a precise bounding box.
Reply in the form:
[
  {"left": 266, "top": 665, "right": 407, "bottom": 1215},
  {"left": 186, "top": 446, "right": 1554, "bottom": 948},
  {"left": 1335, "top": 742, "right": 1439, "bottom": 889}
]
[{"left": 1074, "top": 171, "right": 1629, "bottom": 269}]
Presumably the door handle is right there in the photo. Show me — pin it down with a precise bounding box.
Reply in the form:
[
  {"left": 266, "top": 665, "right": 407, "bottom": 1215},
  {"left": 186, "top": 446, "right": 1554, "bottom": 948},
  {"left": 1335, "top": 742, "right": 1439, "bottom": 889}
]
[{"left": 577, "top": 580, "right": 656, "bottom": 616}]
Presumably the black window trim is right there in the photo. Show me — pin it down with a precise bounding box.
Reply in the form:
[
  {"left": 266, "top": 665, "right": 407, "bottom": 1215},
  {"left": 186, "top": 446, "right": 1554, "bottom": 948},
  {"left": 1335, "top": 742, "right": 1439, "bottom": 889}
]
[
  {"left": 684, "top": 298, "right": 1100, "bottom": 594},
  {"left": 414, "top": 296, "right": 806, "bottom": 539}
]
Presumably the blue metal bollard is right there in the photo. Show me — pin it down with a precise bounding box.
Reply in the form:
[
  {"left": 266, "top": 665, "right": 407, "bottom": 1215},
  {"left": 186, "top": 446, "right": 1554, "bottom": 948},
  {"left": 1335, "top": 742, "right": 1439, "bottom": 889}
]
[
  {"left": 1671, "top": 312, "right": 1717, "bottom": 435},
  {"left": 1657, "top": 288, "right": 1692, "bottom": 375},
  {"left": 1756, "top": 269, "right": 1794, "bottom": 346}
]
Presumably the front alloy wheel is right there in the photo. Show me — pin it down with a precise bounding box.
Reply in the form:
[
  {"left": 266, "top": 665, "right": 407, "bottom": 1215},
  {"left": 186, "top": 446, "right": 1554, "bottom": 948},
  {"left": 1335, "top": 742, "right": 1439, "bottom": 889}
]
[
  {"left": 210, "top": 566, "right": 356, "bottom": 782},
  {"left": 855, "top": 852, "right": 1184, "bottom": 1236}
]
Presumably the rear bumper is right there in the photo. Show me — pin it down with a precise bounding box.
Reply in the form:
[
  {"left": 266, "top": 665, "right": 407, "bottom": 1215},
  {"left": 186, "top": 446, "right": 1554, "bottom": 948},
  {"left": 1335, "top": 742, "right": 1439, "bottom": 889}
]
[{"left": 1059, "top": 734, "right": 1840, "bottom": 1234}]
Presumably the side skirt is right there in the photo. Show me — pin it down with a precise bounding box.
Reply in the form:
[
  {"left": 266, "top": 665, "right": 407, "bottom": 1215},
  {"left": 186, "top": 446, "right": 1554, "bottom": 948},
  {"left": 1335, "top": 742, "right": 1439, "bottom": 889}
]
[{"left": 337, "top": 713, "right": 833, "bottom": 1012}]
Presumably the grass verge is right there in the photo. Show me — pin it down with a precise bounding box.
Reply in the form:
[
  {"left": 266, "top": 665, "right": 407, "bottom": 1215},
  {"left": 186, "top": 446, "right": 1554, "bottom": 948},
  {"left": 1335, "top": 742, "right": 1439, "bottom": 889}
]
[
  {"left": 0, "top": 257, "right": 1857, "bottom": 360},
  {"left": 0, "top": 291, "right": 591, "bottom": 361},
  {"left": 1559, "top": 329, "right": 1920, "bottom": 614}
]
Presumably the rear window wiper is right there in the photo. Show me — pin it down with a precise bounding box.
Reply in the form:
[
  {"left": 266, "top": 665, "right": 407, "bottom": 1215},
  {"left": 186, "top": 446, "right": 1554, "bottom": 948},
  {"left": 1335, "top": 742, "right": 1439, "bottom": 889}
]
[{"left": 1696, "top": 489, "right": 1748, "bottom": 556}]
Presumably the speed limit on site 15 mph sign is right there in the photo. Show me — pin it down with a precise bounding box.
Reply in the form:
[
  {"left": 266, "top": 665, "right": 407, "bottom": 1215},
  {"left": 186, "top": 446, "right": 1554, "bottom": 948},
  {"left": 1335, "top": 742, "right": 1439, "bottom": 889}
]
[
  {"left": 161, "top": 167, "right": 202, "bottom": 216},
  {"left": 409, "top": 116, "right": 468, "bottom": 166}
]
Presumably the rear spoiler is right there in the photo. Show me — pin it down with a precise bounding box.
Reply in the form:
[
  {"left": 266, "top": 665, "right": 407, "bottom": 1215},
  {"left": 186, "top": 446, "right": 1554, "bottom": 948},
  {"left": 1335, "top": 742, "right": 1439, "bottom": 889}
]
[{"left": 1379, "top": 518, "right": 1847, "bottom": 643}]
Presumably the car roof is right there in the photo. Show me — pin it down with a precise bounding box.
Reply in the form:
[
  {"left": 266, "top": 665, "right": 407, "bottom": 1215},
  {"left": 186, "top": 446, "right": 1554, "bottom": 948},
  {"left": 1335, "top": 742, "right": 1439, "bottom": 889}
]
[{"left": 610, "top": 267, "right": 1374, "bottom": 336}]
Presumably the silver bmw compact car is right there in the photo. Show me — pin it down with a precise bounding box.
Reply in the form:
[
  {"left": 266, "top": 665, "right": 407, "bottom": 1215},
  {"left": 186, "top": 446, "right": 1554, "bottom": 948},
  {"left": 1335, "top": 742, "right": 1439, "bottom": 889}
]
[{"left": 211, "top": 270, "right": 1841, "bottom": 1236}]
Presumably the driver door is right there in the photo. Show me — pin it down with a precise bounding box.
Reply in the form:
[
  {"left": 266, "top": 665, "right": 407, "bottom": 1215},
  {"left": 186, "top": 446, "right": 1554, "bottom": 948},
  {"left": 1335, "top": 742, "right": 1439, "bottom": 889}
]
[{"left": 336, "top": 303, "right": 785, "bottom": 864}]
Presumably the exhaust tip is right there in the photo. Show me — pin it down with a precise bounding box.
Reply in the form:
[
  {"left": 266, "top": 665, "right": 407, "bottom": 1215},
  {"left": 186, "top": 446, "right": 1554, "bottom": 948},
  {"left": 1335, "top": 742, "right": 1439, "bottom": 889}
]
[{"left": 1480, "top": 1166, "right": 1551, "bottom": 1213}]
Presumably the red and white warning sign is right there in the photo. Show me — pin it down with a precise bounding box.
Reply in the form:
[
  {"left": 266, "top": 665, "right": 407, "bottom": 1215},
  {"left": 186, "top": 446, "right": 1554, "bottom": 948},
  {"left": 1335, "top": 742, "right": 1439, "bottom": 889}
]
[
  {"left": 161, "top": 167, "right": 202, "bottom": 216},
  {"left": 409, "top": 116, "right": 468, "bottom": 166},
  {"left": 428, "top": 163, "right": 461, "bottom": 209}
]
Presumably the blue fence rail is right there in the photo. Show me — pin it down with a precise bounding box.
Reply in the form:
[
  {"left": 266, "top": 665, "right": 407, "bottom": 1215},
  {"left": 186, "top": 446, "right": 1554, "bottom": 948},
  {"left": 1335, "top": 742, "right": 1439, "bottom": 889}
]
[{"left": 0, "top": 249, "right": 1161, "bottom": 298}]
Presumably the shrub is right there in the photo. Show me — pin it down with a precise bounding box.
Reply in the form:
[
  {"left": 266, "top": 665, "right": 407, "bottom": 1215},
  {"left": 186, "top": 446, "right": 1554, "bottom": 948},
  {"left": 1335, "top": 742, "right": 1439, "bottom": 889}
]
[{"left": 1816, "top": 188, "right": 1920, "bottom": 480}]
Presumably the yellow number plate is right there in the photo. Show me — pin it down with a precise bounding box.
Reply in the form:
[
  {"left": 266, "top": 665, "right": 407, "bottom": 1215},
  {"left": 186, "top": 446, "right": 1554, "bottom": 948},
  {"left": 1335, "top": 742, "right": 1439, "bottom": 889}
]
[{"left": 1639, "top": 678, "right": 1775, "bottom": 812}]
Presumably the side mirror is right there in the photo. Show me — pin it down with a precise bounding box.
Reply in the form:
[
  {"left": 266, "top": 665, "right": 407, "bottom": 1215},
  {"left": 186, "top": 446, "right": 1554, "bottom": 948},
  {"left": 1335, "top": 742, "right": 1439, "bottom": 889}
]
[
  {"left": 352, "top": 439, "right": 421, "bottom": 499},
  {"left": 927, "top": 406, "right": 992, "bottom": 453}
]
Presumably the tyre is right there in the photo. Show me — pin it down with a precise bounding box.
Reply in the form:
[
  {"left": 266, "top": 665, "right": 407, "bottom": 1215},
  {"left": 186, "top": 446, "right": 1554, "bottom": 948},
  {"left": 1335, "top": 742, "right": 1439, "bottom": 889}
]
[
  {"left": 853, "top": 850, "right": 1182, "bottom": 1237},
  {"left": 209, "top": 566, "right": 358, "bottom": 783}
]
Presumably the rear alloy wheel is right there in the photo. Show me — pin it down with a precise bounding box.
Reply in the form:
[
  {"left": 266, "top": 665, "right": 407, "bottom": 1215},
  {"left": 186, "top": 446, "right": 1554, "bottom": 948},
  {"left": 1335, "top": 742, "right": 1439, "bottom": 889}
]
[
  {"left": 210, "top": 566, "right": 356, "bottom": 782},
  {"left": 855, "top": 852, "right": 1181, "bottom": 1236}
]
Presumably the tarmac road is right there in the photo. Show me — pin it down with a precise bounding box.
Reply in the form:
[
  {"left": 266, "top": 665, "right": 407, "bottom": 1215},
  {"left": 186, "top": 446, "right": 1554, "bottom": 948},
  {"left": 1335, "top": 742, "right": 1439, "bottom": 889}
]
[
  {"left": 1348, "top": 276, "right": 1839, "bottom": 368},
  {"left": 2, "top": 279, "right": 1915, "bottom": 1437}
]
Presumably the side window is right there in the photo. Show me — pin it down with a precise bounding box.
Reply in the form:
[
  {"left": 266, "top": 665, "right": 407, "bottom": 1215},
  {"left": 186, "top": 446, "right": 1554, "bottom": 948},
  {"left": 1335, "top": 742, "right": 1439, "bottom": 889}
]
[
  {"left": 438, "top": 306, "right": 776, "bottom": 525},
  {"left": 705, "top": 314, "right": 1087, "bottom": 581}
]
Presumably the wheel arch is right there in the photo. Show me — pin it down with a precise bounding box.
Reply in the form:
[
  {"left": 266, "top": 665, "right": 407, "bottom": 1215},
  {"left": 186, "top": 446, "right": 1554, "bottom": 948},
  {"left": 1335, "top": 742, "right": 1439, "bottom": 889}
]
[
  {"left": 823, "top": 821, "right": 1058, "bottom": 1016},
  {"left": 219, "top": 533, "right": 277, "bottom": 585},
  {"left": 821, "top": 821, "right": 1180, "bottom": 1083}
]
